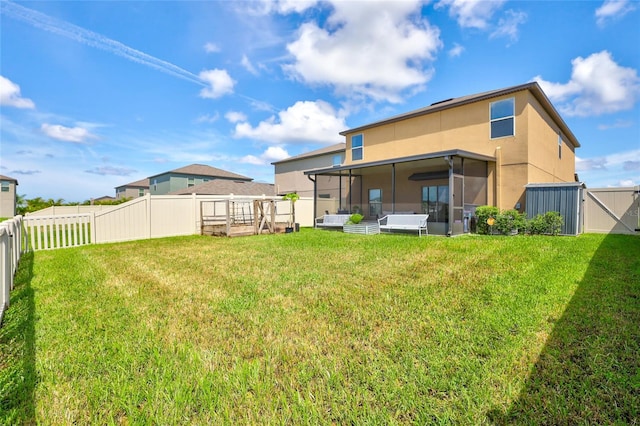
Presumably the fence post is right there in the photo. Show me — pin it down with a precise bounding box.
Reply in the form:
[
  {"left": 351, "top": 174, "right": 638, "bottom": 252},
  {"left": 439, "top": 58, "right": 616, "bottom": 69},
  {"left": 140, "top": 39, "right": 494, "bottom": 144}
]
[
  {"left": 146, "top": 194, "right": 152, "bottom": 240},
  {"left": 91, "top": 212, "right": 97, "bottom": 244}
]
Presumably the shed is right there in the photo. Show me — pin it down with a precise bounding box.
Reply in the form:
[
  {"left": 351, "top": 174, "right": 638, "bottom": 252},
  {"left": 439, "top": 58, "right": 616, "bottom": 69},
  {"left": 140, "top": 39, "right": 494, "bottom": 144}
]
[{"left": 525, "top": 182, "right": 585, "bottom": 236}]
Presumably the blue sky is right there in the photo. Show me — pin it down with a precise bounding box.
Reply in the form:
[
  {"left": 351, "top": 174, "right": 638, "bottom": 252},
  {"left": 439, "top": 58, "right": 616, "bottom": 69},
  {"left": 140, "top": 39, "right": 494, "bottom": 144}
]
[{"left": 1, "top": 0, "right": 639, "bottom": 202}]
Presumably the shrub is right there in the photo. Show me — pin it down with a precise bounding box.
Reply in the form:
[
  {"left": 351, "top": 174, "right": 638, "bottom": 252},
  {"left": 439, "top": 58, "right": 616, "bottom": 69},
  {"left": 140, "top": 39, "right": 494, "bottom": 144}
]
[
  {"left": 347, "top": 213, "right": 364, "bottom": 224},
  {"left": 475, "top": 206, "right": 499, "bottom": 235},
  {"left": 495, "top": 209, "right": 526, "bottom": 235},
  {"left": 526, "top": 211, "right": 564, "bottom": 236}
]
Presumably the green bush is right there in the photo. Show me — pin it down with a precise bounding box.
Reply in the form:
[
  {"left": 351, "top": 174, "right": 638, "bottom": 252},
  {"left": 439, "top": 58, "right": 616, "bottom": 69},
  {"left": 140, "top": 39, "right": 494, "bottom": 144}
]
[
  {"left": 475, "top": 206, "right": 499, "bottom": 235},
  {"left": 347, "top": 213, "right": 364, "bottom": 224},
  {"left": 526, "top": 211, "right": 564, "bottom": 235},
  {"left": 495, "top": 209, "right": 526, "bottom": 235}
]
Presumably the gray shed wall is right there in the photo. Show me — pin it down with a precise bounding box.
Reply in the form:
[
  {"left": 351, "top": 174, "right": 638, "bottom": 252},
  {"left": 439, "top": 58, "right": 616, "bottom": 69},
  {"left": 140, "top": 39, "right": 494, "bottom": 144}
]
[{"left": 525, "top": 184, "right": 583, "bottom": 235}]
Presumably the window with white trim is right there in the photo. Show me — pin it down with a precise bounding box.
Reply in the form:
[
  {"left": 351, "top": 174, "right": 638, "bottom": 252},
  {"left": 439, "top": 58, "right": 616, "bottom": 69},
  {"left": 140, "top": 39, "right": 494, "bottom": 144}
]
[
  {"left": 490, "top": 98, "right": 515, "bottom": 139},
  {"left": 352, "top": 134, "right": 363, "bottom": 161},
  {"left": 558, "top": 132, "right": 562, "bottom": 159},
  {"left": 1, "top": 181, "right": 9, "bottom": 192}
]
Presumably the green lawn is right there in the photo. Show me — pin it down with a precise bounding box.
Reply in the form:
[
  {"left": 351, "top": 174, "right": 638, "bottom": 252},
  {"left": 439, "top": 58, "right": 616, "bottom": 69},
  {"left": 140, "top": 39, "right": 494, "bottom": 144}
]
[{"left": 1, "top": 230, "right": 638, "bottom": 424}]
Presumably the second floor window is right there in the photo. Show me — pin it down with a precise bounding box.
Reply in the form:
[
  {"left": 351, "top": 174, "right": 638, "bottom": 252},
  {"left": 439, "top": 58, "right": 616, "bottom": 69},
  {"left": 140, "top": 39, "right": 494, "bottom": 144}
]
[
  {"left": 352, "top": 134, "right": 363, "bottom": 161},
  {"left": 490, "top": 98, "right": 515, "bottom": 139}
]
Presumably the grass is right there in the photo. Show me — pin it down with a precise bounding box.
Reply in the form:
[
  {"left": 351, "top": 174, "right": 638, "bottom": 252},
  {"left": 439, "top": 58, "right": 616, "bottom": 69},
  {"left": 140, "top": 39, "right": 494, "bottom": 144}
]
[{"left": 1, "top": 230, "right": 638, "bottom": 424}]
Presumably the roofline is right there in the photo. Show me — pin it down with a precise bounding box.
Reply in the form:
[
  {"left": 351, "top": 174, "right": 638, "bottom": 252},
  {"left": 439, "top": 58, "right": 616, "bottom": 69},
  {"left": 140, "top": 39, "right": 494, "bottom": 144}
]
[
  {"left": 271, "top": 143, "right": 346, "bottom": 165},
  {"left": 339, "top": 82, "right": 580, "bottom": 148},
  {"left": 304, "top": 149, "right": 496, "bottom": 175}
]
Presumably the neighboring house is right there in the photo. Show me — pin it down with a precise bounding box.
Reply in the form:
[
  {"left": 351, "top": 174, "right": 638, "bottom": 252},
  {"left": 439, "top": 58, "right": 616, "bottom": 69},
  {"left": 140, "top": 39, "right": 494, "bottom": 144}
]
[
  {"left": 272, "top": 143, "right": 345, "bottom": 196},
  {"left": 170, "top": 179, "right": 275, "bottom": 196},
  {"left": 148, "top": 164, "right": 253, "bottom": 195},
  {"left": 303, "top": 82, "right": 580, "bottom": 236},
  {"left": 115, "top": 178, "right": 150, "bottom": 200},
  {"left": 92, "top": 196, "right": 116, "bottom": 203},
  {"left": 0, "top": 175, "right": 18, "bottom": 217}
]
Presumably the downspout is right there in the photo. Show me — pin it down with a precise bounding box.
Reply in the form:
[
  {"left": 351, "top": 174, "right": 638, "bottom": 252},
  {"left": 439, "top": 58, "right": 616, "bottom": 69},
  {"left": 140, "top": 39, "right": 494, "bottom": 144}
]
[{"left": 307, "top": 174, "right": 316, "bottom": 224}]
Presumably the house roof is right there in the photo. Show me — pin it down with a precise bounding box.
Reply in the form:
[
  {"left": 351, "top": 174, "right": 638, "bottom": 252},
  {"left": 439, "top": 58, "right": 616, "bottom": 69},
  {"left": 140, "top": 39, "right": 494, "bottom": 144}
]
[
  {"left": 340, "top": 82, "right": 580, "bottom": 149},
  {"left": 304, "top": 149, "right": 496, "bottom": 176},
  {"left": 169, "top": 179, "right": 275, "bottom": 196},
  {"left": 149, "top": 164, "right": 252, "bottom": 181},
  {"left": 271, "top": 143, "right": 346, "bottom": 165},
  {"left": 0, "top": 174, "right": 18, "bottom": 184},
  {"left": 115, "top": 178, "right": 149, "bottom": 190}
]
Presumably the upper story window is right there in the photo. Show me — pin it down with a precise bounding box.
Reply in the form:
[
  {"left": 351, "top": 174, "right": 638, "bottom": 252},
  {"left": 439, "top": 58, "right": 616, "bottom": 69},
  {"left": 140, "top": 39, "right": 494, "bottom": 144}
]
[
  {"left": 152, "top": 179, "right": 157, "bottom": 191},
  {"left": 558, "top": 132, "right": 563, "bottom": 159},
  {"left": 138, "top": 188, "right": 145, "bottom": 197},
  {"left": 352, "top": 134, "right": 363, "bottom": 161},
  {"left": 1, "top": 181, "right": 9, "bottom": 192},
  {"left": 188, "top": 177, "right": 195, "bottom": 187},
  {"left": 490, "top": 97, "right": 515, "bottom": 139},
  {"left": 332, "top": 154, "right": 343, "bottom": 166}
]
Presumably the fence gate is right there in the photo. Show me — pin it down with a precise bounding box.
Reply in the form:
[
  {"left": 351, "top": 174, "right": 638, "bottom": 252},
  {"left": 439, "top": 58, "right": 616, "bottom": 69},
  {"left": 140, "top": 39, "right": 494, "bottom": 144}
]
[{"left": 584, "top": 187, "right": 639, "bottom": 235}]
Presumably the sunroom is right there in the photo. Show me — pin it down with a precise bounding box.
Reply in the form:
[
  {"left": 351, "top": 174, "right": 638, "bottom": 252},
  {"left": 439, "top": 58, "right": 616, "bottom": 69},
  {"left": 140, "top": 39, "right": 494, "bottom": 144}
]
[{"left": 305, "top": 149, "right": 495, "bottom": 236}]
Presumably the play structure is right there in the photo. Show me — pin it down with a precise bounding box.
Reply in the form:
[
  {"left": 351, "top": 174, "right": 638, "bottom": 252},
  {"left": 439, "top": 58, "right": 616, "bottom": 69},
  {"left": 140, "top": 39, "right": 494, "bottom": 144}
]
[{"left": 200, "top": 199, "right": 291, "bottom": 237}]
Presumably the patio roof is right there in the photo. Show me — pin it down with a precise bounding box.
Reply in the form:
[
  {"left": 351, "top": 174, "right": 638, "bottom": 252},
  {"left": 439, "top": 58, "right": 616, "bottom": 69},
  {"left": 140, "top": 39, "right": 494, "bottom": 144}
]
[{"left": 303, "top": 149, "right": 496, "bottom": 176}]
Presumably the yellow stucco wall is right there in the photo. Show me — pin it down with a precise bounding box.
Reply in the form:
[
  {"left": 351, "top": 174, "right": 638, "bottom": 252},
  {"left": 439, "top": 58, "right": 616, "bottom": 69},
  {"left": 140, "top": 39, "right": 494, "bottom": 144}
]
[{"left": 343, "top": 89, "right": 576, "bottom": 210}]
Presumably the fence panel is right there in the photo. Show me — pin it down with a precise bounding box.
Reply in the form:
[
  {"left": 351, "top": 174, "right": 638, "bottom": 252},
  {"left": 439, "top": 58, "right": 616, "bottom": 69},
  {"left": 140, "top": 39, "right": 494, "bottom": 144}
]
[
  {"left": 584, "top": 187, "right": 639, "bottom": 234},
  {"left": 23, "top": 214, "right": 93, "bottom": 250},
  {"left": 94, "top": 196, "right": 149, "bottom": 243},
  {"left": 1, "top": 216, "right": 24, "bottom": 326}
]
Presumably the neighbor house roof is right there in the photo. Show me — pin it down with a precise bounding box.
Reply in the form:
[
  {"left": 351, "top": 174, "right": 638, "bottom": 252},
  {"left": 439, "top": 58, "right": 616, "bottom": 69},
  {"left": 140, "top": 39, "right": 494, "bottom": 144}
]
[
  {"left": 0, "top": 175, "right": 18, "bottom": 184},
  {"left": 271, "top": 143, "right": 346, "bottom": 165},
  {"left": 149, "top": 164, "right": 252, "bottom": 181},
  {"left": 169, "top": 180, "right": 275, "bottom": 196},
  {"left": 115, "top": 178, "right": 149, "bottom": 190},
  {"left": 340, "top": 82, "right": 580, "bottom": 149}
]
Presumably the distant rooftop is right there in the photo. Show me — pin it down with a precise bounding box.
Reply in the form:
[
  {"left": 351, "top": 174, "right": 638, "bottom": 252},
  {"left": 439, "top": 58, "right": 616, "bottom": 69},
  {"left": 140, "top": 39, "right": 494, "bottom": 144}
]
[
  {"left": 149, "top": 164, "right": 253, "bottom": 181},
  {"left": 169, "top": 179, "right": 275, "bottom": 196},
  {"left": 272, "top": 143, "right": 346, "bottom": 165}
]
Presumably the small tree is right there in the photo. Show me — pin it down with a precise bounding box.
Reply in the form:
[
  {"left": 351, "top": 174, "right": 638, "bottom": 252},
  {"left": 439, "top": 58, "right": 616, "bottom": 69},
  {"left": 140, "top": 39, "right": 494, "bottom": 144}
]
[{"left": 282, "top": 193, "right": 300, "bottom": 227}]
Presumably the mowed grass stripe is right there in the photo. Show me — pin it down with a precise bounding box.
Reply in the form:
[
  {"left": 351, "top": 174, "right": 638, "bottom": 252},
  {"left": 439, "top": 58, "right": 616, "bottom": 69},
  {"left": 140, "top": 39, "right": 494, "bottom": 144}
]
[{"left": 1, "top": 231, "right": 637, "bottom": 424}]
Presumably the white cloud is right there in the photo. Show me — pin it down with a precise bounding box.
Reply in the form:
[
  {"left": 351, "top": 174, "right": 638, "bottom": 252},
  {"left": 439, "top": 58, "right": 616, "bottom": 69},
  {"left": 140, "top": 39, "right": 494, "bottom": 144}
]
[
  {"left": 534, "top": 51, "right": 640, "bottom": 116},
  {"left": 195, "top": 113, "right": 219, "bottom": 123},
  {"left": 595, "top": 0, "right": 637, "bottom": 26},
  {"left": 597, "top": 119, "right": 634, "bottom": 130},
  {"left": 283, "top": 1, "right": 442, "bottom": 103},
  {"left": 85, "top": 166, "right": 137, "bottom": 176},
  {"left": 240, "top": 146, "right": 290, "bottom": 165},
  {"left": 234, "top": 100, "right": 346, "bottom": 145},
  {"left": 448, "top": 42, "right": 464, "bottom": 58},
  {"left": 490, "top": 9, "right": 527, "bottom": 44},
  {"left": 41, "top": 123, "right": 96, "bottom": 143},
  {"left": 198, "top": 69, "right": 235, "bottom": 99},
  {"left": 204, "top": 42, "right": 220, "bottom": 53},
  {"left": 436, "top": 0, "right": 506, "bottom": 29},
  {"left": 225, "top": 111, "right": 248, "bottom": 123},
  {"left": 252, "top": 0, "right": 318, "bottom": 15},
  {"left": 618, "top": 179, "right": 636, "bottom": 186},
  {"left": 241, "top": 54, "right": 259, "bottom": 75},
  {"left": 0, "top": 75, "right": 35, "bottom": 109}
]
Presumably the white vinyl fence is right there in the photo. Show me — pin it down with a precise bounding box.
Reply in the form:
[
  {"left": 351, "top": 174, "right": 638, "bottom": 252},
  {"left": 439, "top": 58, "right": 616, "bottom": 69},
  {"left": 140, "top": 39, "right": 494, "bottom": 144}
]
[
  {"left": 1, "top": 216, "right": 24, "bottom": 325},
  {"left": 21, "top": 194, "right": 314, "bottom": 250}
]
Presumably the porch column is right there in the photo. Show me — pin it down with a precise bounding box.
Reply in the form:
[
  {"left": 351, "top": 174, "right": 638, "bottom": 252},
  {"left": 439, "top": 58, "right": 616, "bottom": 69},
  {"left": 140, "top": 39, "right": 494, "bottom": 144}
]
[
  {"left": 447, "top": 156, "right": 453, "bottom": 237},
  {"left": 391, "top": 163, "right": 396, "bottom": 213},
  {"left": 349, "top": 169, "right": 352, "bottom": 211}
]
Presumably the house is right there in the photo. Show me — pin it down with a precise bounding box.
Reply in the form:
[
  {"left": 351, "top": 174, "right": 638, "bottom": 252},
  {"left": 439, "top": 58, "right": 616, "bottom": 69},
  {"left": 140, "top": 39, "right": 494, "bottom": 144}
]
[
  {"left": 148, "top": 164, "right": 253, "bottom": 195},
  {"left": 0, "top": 175, "right": 18, "bottom": 217},
  {"left": 272, "top": 143, "right": 345, "bottom": 197},
  {"left": 170, "top": 179, "right": 275, "bottom": 196},
  {"left": 303, "top": 82, "right": 580, "bottom": 235},
  {"left": 115, "top": 178, "right": 150, "bottom": 200}
]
